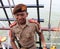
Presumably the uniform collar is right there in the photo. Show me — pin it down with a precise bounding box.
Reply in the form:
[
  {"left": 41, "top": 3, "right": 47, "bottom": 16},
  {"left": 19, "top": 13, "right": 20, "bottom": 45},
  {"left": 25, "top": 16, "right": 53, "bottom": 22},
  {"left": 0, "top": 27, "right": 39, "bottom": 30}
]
[{"left": 16, "top": 19, "right": 29, "bottom": 29}]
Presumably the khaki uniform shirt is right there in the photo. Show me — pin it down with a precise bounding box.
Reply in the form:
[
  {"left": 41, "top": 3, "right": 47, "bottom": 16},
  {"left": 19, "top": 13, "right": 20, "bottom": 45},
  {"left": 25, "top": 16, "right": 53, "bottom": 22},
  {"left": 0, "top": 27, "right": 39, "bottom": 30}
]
[{"left": 11, "top": 20, "right": 40, "bottom": 49}]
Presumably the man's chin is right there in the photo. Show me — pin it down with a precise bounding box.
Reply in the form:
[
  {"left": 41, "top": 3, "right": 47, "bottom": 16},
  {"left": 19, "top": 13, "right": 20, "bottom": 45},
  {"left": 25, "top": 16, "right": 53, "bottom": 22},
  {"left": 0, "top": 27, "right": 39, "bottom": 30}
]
[{"left": 18, "top": 21, "right": 26, "bottom": 25}]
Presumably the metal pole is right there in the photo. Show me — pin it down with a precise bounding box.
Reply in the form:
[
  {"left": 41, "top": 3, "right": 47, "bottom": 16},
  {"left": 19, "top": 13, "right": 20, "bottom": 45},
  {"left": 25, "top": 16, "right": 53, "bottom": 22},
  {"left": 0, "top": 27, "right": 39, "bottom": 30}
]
[
  {"left": 0, "top": 5, "right": 44, "bottom": 8},
  {"left": 0, "top": 0, "right": 11, "bottom": 25},
  {"left": 47, "top": 0, "right": 52, "bottom": 41},
  {"left": 7, "top": 0, "right": 13, "bottom": 15},
  {"left": 36, "top": 0, "right": 42, "bottom": 49},
  {"left": 12, "top": 0, "right": 15, "bottom": 6}
]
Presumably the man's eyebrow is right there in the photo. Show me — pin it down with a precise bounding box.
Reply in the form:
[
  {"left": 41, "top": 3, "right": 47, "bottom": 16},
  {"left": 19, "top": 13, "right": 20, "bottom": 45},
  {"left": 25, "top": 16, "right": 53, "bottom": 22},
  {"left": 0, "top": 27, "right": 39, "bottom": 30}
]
[
  {"left": 16, "top": 13, "right": 24, "bottom": 15},
  {"left": 17, "top": 13, "right": 24, "bottom": 14}
]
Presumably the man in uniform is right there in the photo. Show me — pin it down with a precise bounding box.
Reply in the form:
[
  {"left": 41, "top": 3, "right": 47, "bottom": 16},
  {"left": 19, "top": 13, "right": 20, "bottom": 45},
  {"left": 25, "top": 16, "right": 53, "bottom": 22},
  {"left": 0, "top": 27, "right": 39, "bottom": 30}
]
[{"left": 9, "top": 4, "right": 47, "bottom": 49}]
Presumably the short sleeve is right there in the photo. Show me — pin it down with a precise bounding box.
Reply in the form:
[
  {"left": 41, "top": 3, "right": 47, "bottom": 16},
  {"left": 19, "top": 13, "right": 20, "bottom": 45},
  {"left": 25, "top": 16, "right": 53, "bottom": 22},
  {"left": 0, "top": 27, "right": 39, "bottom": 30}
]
[
  {"left": 9, "top": 28, "right": 15, "bottom": 41},
  {"left": 35, "top": 23, "right": 41, "bottom": 33}
]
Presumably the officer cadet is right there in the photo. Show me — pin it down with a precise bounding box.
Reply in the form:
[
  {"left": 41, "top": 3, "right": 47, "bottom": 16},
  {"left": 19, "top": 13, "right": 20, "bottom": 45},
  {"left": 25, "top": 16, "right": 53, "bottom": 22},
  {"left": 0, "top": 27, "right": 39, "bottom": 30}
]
[{"left": 9, "top": 4, "right": 47, "bottom": 49}]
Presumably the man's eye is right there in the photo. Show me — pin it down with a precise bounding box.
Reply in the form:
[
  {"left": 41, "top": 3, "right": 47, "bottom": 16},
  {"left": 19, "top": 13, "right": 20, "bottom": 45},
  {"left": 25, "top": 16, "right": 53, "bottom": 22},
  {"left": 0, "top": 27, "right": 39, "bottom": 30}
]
[
  {"left": 20, "top": 14, "right": 24, "bottom": 16},
  {"left": 16, "top": 14, "right": 24, "bottom": 16},
  {"left": 16, "top": 14, "right": 20, "bottom": 16}
]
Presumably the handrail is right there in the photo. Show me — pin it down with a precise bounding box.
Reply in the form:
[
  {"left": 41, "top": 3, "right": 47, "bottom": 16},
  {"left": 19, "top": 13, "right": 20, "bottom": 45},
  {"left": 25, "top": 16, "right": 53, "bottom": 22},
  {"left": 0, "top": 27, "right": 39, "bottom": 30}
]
[
  {"left": 0, "top": 27, "right": 60, "bottom": 31},
  {"left": 0, "top": 18, "right": 44, "bottom": 22}
]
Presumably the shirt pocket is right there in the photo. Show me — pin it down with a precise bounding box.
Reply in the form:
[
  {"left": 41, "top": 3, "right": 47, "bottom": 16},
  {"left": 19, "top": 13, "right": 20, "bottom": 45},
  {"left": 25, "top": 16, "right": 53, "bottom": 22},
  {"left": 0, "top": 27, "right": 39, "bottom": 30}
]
[
  {"left": 24, "top": 30, "right": 33, "bottom": 39},
  {"left": 14, "top": 29, "right": 21, "bottom": 39}
]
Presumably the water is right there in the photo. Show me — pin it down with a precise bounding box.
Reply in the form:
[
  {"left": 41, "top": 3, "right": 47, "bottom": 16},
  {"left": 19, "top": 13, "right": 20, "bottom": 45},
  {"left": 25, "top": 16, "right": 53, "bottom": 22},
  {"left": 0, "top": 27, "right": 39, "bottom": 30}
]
[{"left": 0, "top": 20, "right": 60, "bottom": 49}]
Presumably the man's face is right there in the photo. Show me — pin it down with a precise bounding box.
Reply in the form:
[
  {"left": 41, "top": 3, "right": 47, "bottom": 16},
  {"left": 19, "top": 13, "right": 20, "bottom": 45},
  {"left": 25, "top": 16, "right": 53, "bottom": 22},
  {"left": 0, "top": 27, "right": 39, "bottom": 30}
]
[{"left": 14, "top": 12, "right": 28, "bottom": 24}]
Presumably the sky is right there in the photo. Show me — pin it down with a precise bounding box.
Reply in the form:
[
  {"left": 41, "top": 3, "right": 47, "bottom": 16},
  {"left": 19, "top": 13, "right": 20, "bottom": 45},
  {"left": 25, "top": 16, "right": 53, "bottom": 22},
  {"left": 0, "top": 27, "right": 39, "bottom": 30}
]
[{"left": 0, "top": 0, "right": 60, "bottom": 27}]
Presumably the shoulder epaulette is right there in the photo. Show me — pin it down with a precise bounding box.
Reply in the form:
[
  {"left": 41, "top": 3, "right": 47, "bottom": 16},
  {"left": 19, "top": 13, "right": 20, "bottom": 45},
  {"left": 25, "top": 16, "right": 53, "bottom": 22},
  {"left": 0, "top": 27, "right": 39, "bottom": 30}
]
[
  {"left": 28, "top": 19, "right": 37, "bottom": 23},
  {"left": 28, "top": 19, "right": 40, "bottom": 29},
  {"left": 10, "top": 22, "right": 17, "bottom": 28}
]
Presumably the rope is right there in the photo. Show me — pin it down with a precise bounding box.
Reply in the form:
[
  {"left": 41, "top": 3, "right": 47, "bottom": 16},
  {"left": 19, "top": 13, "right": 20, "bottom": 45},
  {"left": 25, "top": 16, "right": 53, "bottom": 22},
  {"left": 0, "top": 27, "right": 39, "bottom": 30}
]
[
  {"left": 7, "top": 0, "right": 15, "bottom": 18},
  {"left": 12, "top": 0, "right": 15, "bottom": 6},
  {"left": 7, "top": 0, "right": 13, "bottom": 14},
  {"left": 47, "top": 0, "right": 60, "bottom": 48},
  {"left": 58, "top": 21, "right": 60, "bottom": 32},
  {"left": 48, "top": 0, "right": 59, "bottom": 47},
  {"left": 47, "top": 0, "right": 52, "bottom": 41}
]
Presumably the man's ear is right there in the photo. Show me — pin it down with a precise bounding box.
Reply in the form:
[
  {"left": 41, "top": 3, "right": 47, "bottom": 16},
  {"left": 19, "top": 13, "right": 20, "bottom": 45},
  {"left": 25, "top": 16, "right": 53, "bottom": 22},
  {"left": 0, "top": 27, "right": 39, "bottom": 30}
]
[{"left": 26, "top": 12, "right": 28, "bottom": 17}]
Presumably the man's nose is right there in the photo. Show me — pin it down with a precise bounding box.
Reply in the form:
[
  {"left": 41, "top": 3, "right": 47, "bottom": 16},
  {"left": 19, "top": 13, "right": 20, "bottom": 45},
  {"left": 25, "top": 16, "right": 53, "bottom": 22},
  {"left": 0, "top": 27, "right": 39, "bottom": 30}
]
[{"left": 18, "top": 16, "right": 23, "bottom": 19}]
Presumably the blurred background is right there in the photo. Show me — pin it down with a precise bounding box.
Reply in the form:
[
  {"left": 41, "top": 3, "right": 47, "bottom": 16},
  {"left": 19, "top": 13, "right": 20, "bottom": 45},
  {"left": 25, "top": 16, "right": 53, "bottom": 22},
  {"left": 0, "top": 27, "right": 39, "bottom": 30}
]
[{"left": 0, "top": 0, "right": 60, "bottom": 49}]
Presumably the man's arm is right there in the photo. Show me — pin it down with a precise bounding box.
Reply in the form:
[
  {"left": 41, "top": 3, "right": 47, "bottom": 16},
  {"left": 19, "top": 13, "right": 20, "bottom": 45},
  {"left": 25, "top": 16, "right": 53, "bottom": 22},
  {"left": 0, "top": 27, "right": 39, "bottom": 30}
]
[
  {"left": 38, "top": 31, "right": 47, "bottom": 49},
  {"left": 9, "top": 22, "right": 18, "bottom": 49},
  {"left": 29, "top": 19, "right": 47, "bottom": 49},
  {"left": 9, "top": 30, "right": 18, "bottom": 49}
]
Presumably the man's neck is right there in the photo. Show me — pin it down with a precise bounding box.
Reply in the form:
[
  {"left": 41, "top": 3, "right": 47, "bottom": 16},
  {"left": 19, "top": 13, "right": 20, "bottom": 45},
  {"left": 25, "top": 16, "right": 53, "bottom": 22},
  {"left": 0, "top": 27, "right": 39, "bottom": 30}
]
[
  {"left": 18, "top": 22, "right": 26, "bottom": 25},
  {"left": 18, "top": 22, "right": 27, "bottom": 29}
]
